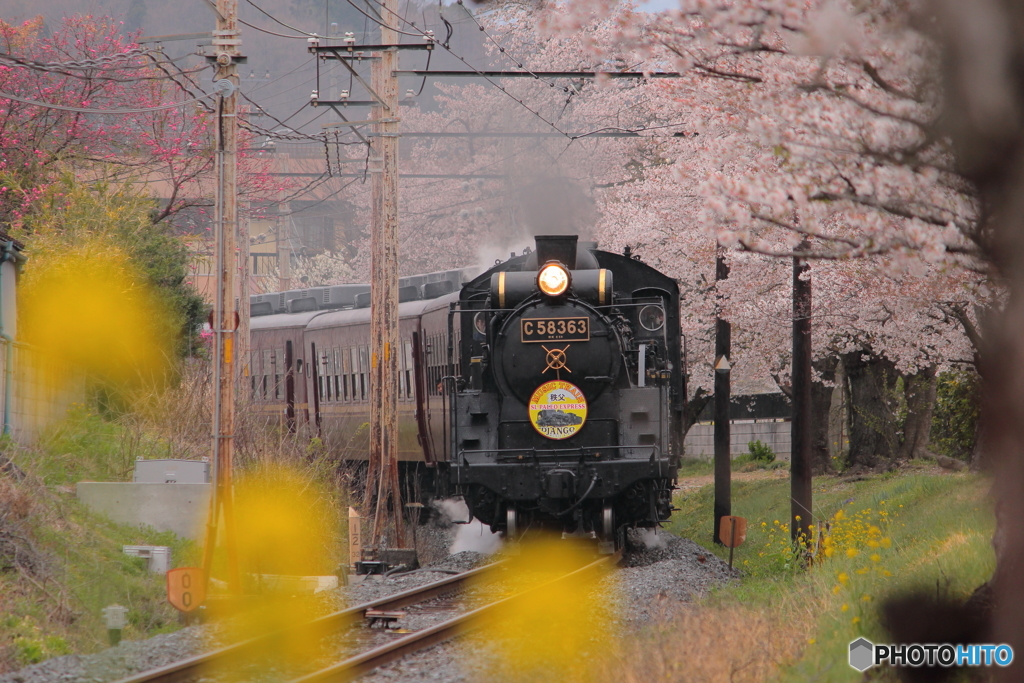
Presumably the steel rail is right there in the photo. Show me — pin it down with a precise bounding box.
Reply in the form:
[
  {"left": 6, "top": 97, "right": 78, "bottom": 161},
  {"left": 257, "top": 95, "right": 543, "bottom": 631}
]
[
  {"left": 110, "top": 562, "right": 503, "bottom": 683},
  {"left": 286, "top": 550, "right": 622, "bottom": 683}
]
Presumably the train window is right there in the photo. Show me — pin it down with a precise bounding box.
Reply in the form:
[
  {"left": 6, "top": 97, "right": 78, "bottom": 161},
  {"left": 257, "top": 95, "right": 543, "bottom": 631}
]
[
  {"left": 404, "top": 341, "right": 414, "bottom": 400},
  {"left": 324, "top": 351, "right": 332, "bottom": 401},
  {"left": 250, "top": 351, "right": 260, "bottom": 400},
  {"left": 341, "top": 347, "right": 350, "bottom": 402},
  {"left": 318, "top": 350, "right": 326, "bottom": 402},
  {"left": 359, "top": 346, "right": 368, "bottom": 401},
  {"left": 333, "top": 350, "right": 342, "bottom": 403},
  {"left": 275, "top": 349, "right": 283, "bottom": 399},
  {"left": 350, "top": 348, "right": 359, "bottom": 402},
  {"left": 639, "top": 304, "right": 665, "bottom": 332},
  {"left": 262, "top": 350, "right": 272, "bottom": 400}
]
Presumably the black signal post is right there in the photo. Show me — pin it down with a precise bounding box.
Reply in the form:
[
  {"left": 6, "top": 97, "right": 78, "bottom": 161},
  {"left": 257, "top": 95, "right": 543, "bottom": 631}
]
[
  {"left": 714, "top": 248, "right": 731, "bottom": 545},
  {"left": 791, "top": 244, "right": 813, "bottom": 543}
]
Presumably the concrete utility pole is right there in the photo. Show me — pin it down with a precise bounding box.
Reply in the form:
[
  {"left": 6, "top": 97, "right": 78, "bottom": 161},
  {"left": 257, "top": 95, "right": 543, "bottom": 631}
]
[
  {"left": 278, "top": 207, "right": 292, "bottom": 292},
  {"left": 713, "top": 248, "right": 731, "bottom": 545},
  {"left": 238, "top": 199, "right": 250, "bottom": 391},
  {"left": 201, "top": 0, "right": 243, "bottom": 595},
  {"left": 791, "top": 243, "right": 813, "bottom": 543},
  {"left": 364, "top": 0, "right": 405, "bottom": 548}
]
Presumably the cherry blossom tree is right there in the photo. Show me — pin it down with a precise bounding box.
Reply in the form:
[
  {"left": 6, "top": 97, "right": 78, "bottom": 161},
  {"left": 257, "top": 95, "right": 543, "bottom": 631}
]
[{"left": 0, "top": 16, "right": 281, "bottom": 230}]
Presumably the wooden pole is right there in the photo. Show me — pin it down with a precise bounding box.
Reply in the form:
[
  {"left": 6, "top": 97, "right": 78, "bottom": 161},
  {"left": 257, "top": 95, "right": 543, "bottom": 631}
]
[
  {"left": 791, "top": 243, "right": 813, "bottom": 543},
  {"left": 364, "top": 0, "right": 404, "bottom": 548},
  {"left": 713, "top": 248, "right": 731, "bottom": 545},
  {"left": 201, "top": 0, "right": 242, "bottom": 595}
]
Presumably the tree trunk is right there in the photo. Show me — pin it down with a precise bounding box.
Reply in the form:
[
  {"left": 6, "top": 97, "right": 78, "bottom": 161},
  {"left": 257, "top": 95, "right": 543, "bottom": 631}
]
[
  {"left": 899, "top": 365, "right": 938, "bottom": 460},
  {"left": 842, "top": 352, "right": 901, "bottom": 468},
  {"left": 810, "top": 358, "right": 836, "bottom": 474},
  {"left": 683, "top": 390, "right": 712, "bottom": 437}
]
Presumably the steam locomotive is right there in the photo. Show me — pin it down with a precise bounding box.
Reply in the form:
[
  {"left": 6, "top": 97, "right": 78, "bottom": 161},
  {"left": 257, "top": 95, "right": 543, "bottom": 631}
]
[{"left": 249, "top": 235, "right": 683, "bottom": 548}]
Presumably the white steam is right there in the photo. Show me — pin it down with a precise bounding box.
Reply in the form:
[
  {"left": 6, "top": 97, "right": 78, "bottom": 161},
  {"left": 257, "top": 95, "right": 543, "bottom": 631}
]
[
  {"left": 450, "top": 519, "right": 503, "bottom": 555},
  {"left": 638, "top": 528, "right": 666, "bottom": 550},
  {"left": 433, "top": 499, "right": 503, "bottom": 555},
  {"left": 434, "top": 498, "right": 471, "bottom": 525}
]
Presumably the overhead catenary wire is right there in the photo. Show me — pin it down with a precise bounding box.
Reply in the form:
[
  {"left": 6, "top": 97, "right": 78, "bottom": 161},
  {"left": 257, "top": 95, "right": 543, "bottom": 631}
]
[
  {"left": 0, "top": 89, "right": 215, "bottom": 114},
  {"left": 0, "top": 51, "right": 208, "bottom": 82}
]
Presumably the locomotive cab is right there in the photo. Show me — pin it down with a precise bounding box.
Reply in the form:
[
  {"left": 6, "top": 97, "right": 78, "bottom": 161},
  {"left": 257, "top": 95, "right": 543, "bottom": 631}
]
[{"left": 449, "top": 235, "right": 682, "bottom": 550}]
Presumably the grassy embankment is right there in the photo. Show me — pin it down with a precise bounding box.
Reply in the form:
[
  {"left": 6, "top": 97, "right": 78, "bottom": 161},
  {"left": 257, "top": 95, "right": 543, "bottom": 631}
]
[
  {"left": 611, "top": 460, "right": 994, "bottom": 682},
  {"left": 0, "top": 406, "right": 200, "bottom": 672}
]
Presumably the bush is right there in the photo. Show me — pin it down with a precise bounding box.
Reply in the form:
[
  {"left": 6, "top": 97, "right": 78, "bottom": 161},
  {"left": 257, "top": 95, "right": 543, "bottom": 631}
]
[
  {"left": 931, "top": 370, "right": 979, "bottom": 461},
  {"left": 748, "top": 440, "right": 776, "bottom": 464}
]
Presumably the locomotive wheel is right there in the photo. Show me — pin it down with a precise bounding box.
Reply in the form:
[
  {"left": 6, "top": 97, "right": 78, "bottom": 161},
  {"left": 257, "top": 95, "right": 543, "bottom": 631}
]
[
  {"left": 601, "top": 504, "right": 614, "bottom": 539},
  {"left": 506, "top": 506, "right": 518, "bottom": 541},
  {"left": 598, "top": 503, "right": 617, "bottom": 554}
]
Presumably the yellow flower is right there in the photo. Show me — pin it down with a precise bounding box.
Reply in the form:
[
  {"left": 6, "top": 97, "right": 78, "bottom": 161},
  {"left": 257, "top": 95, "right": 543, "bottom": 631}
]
[
  {"left": 841, "top": 603, "right": 850, "bottom": 612},
  {"left": 852, "top": 616, "right": 861, "bottom": 624},
  {"left": 880, "top": 537, "right": 892, "bottom": 548},
  {"left": 824, "top": 548, "right": 835, "bottom": 558},
  {"left": 833, "top": 585, "right": 842, "bottom": 595},
  {"left": 838, "top": 572, "right": 850, "bottom": 584},
  {"left": 834, "top": 510, "right": 845, "bottom": 521},
  {"left": 870, "top": 554, "right": 881, "bottom": 563},
  {"left": 846, "top": 548, "right": 860, "bottom": 558},
  {"left": 809, "top": 638, "right": 816, "bottom": 645},
  {"left": 862, "top": 594, "right": 872, "bottom": 602}
]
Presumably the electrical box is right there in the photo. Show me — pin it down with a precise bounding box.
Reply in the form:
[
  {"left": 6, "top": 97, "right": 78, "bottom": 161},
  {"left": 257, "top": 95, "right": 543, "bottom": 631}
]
[
  {"left": 123, "top": 545, "right": 171, "bottom": 574},
  {"left": 133, "top": 459, "right": 209, "bottom": 484}
]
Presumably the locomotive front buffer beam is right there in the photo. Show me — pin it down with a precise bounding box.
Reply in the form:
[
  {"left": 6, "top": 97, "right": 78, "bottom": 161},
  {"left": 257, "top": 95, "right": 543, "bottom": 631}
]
[{"left": 452, "top": 448, "right": 675, "bottom": 540}]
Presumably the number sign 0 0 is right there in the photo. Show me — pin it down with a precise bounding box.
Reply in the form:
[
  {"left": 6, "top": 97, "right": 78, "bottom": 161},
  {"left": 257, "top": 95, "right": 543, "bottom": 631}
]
[{"left": 166, "top": 567, "right": 206, "bottom": 613}]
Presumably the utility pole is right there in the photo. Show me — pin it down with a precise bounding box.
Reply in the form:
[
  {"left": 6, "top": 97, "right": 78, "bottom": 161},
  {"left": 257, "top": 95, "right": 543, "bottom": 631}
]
[
  {"left": 364, "top": 0, "right": 405, "bottom": 548},
  {"left": 278, "top": 206, "right": 292, "bottom": 292},
  {"left": 238, "top": 198, "right": 250, "bottom": 391},
  {"left": 713, "top": 248, "right": 731, "bottom": 545},
  {"left": 791, "top": 242, "right": 813, "bottom": 543},
  {"left": 201, "top": 0, "right": 242, "bottom": 595}
]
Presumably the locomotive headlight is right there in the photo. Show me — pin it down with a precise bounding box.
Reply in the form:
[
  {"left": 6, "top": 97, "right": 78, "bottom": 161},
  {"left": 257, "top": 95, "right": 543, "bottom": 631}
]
[{"left": 537, "top": 262, "right": 570, "bottom": 297}]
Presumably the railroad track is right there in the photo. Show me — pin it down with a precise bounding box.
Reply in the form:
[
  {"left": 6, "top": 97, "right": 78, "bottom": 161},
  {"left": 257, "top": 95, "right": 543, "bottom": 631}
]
[
  {"left": 111, "top": 562, "right": 502, "bottom": 683},
  {"left": 114, "top": 550, "right": 619, "bottom": 683},
  {"left": 286, "top": 550, "right": 621, "bottom": 683}
]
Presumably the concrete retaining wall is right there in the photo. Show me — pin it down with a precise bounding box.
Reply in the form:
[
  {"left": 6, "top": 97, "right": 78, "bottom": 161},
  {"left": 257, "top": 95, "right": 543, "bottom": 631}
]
[
  {"left": 684, "top": 420, "right": 792, "bottom": 460},
  {"left": 76, "top": 483, "right": 211, "bottom": 540}
]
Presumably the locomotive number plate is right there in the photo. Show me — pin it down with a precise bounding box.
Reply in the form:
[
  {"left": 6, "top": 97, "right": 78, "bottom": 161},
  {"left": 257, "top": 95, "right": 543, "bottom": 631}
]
[{"left": 521, "top": 317, "right": 590, "bottom": 343}]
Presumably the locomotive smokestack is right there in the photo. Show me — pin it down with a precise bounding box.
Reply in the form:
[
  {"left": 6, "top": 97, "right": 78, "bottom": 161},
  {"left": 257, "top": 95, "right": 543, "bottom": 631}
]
[{"left": 534, "top": 235, "right": 578, "bottom": 269}]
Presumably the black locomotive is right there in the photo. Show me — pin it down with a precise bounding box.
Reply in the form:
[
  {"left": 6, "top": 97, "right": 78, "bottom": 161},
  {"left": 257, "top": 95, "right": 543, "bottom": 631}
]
[
  {"left": 248, "top": 235, "right": 683, "bottom": 549},
  {"left": 449, "top": 235, "right": 683, "bottom": 549}
]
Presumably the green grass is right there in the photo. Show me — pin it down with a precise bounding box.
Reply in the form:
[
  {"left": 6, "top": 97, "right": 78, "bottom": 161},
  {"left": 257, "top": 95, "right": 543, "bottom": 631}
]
[
  {"left": 28, "top": 404, "right": 173, "bottom": 485},
  {"left": 1, "top": 406, "right": 201, "bottom": 671},
  {"left": 663, "top": 469, "right": 995, "bottom": 681}
]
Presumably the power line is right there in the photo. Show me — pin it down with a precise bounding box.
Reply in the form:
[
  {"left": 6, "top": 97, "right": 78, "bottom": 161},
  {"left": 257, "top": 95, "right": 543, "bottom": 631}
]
[
  {"left": 238, "top": 17, "right": 308, "bottom": 40},
  {"left": 0, "top": 89, "right": 214, "bottom": 114},
  {"left": 0, "top": 47, "right": 157, "bottom": 71},
  {"left": 0, "top": 52, "right": 208, "bottom": 82}
]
